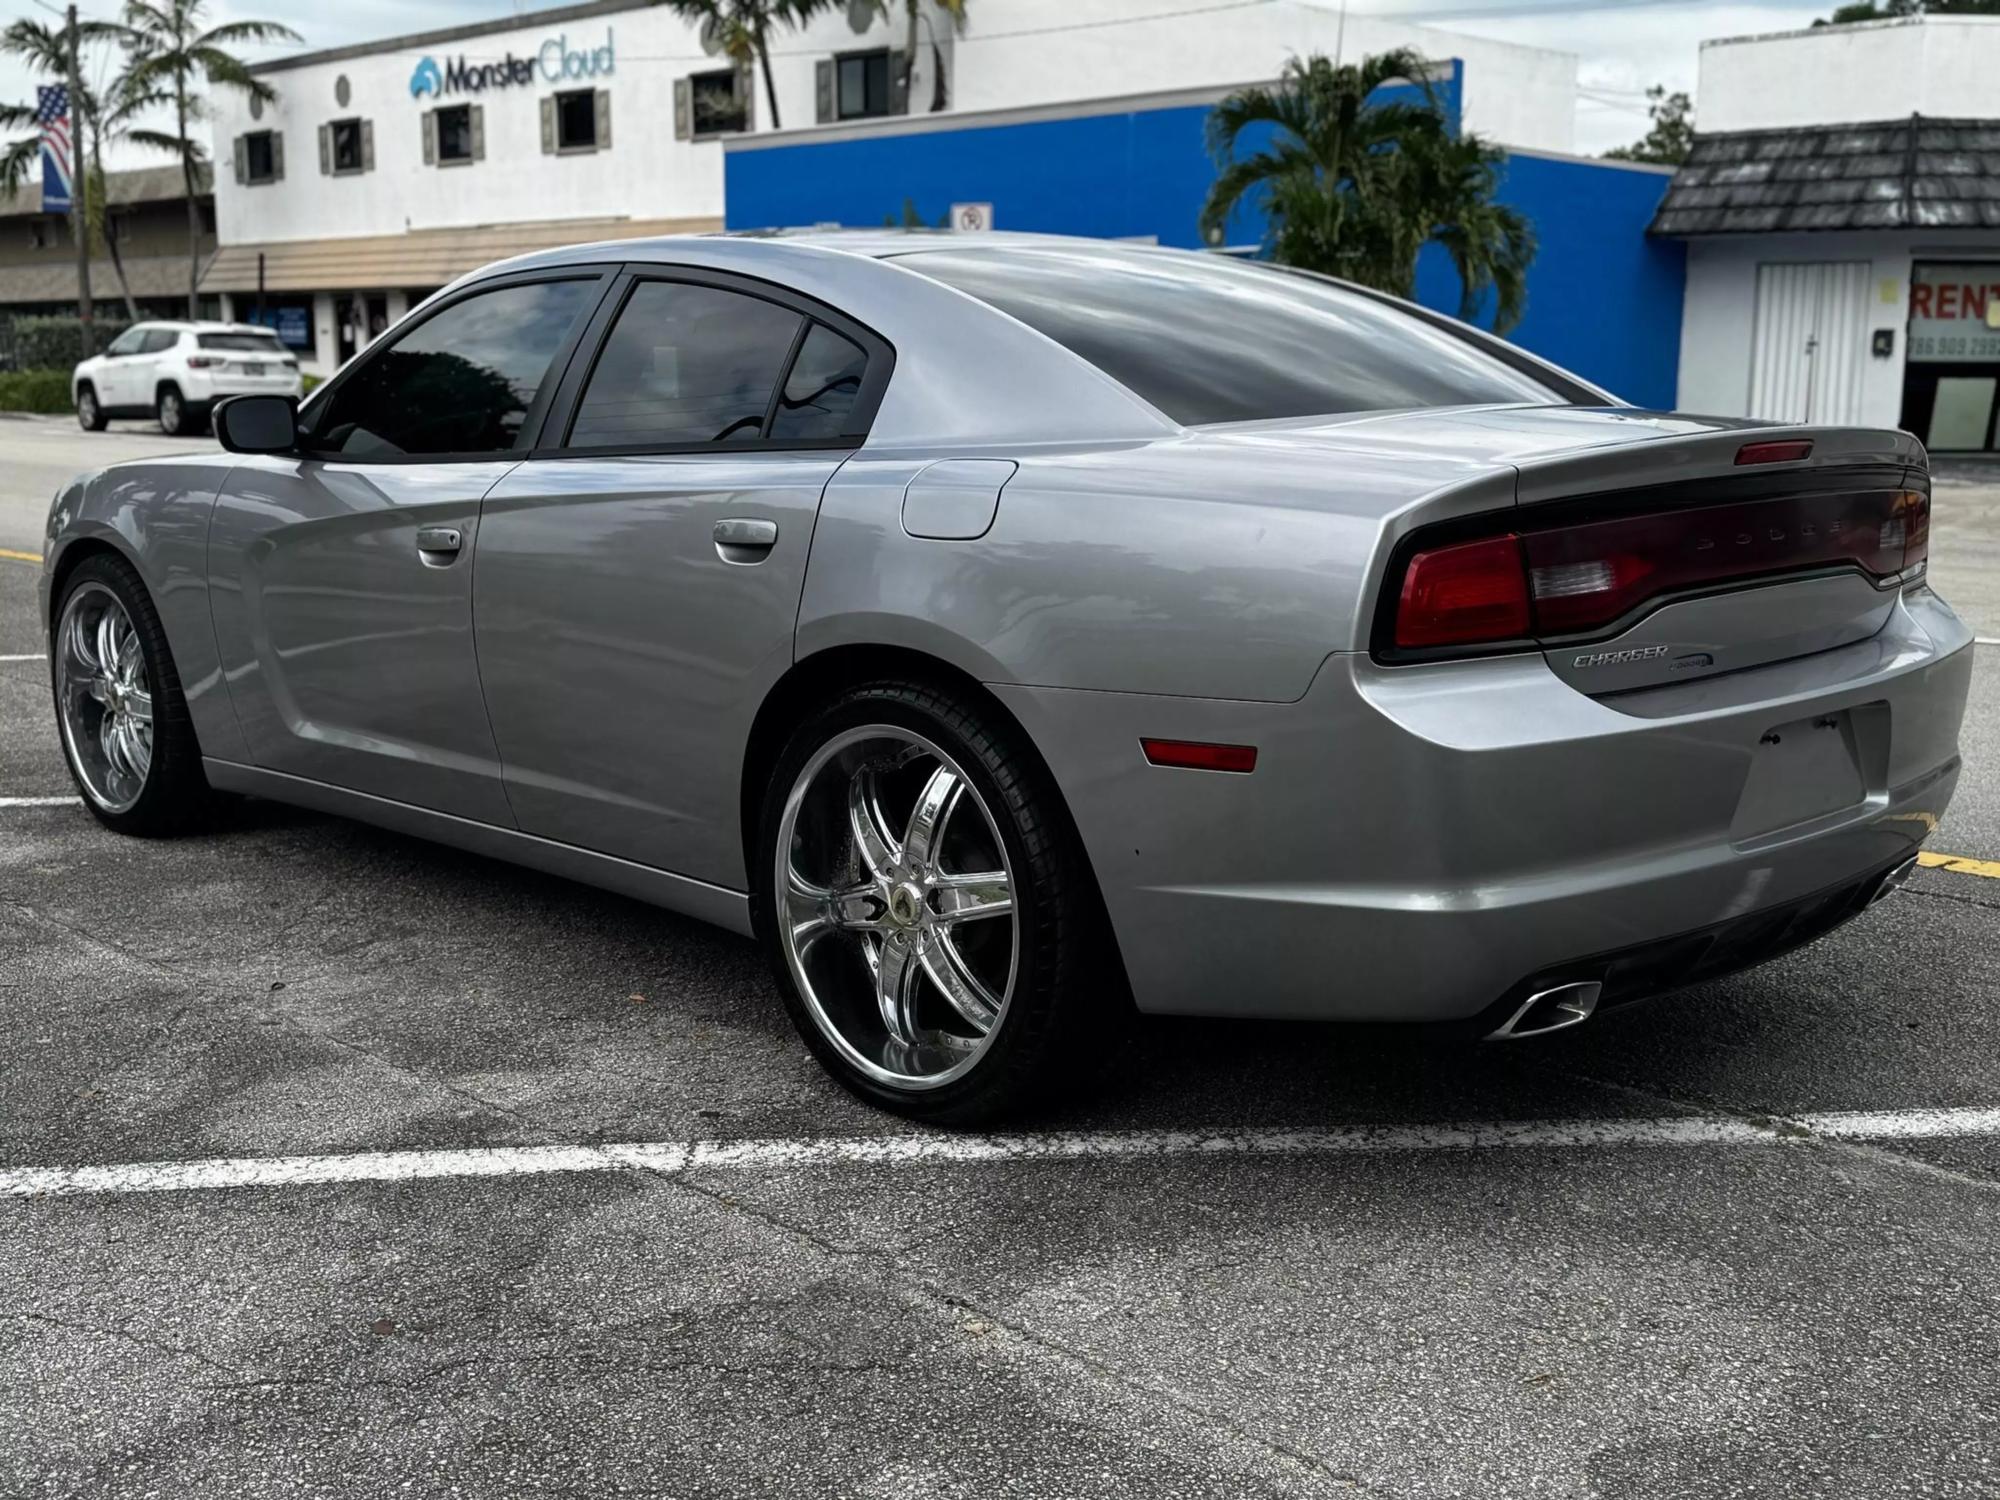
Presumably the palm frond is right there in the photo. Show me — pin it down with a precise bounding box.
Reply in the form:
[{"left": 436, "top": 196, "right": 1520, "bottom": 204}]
[{"left": 0, "top": 133, "right": 42, "bottom": 198}]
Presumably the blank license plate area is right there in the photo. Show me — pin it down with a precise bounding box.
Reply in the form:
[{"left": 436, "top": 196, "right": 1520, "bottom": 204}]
[{"left": 1730, "top": 710, "right": 1867, "bottom": 842}]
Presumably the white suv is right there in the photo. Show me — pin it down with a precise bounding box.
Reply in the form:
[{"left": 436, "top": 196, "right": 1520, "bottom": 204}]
[{"left": 74, "top": 321, "right": 304, "bottom": 436}]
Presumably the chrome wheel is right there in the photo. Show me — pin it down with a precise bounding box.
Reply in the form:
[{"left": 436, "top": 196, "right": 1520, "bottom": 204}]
[
  {"left": 76, "top": 390, "right": 97, "bottom": 429},
  {"left": 157, "top": 390, "right": 182, "bottom": 435},
  {"left": 55, "top": 583, "right": 154, "bottom": 814},
  {"left": 776, "top": 725, "right": 1019, "bottom": 1091}
]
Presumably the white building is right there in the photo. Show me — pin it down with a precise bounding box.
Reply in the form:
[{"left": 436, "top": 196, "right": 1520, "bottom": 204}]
[
  {"left": 204, "top": 0, "right": 1579, "bottom": 377},
  {"left": 1664, "top": 15, "right": 2000, "bottom": 453}
]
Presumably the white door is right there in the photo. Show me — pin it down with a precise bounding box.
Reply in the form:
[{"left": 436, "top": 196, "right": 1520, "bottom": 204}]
[{"left": 1749, "top": 262, "right": 1870, "bottom": 424}]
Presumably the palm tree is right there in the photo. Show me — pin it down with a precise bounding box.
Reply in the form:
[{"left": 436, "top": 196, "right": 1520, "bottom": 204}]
[
  {"left": 2, "top": 17, "right": 166, "bottom": 320},
  {"left": 871, "top": 0, "right": 967, "bottom": 112},
  {"left": 1200, "top": 50, "right": 1537, "bottom": 333},
  {"left": 652, "top": 0, "right": 837, "bottom": 131},
  {"left": 117, "top": 0, "right": 300, "bottom": 318}
]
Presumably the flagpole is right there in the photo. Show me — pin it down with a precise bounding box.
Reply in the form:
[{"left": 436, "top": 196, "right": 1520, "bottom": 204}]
[{"left": 67, "top": 3, "right": 93, "bottom": 360}]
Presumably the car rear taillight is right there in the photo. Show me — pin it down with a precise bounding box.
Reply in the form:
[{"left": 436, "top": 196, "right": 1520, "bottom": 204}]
[
  {"left": 186, "top": 355, "right": 223, "bottom": 369},
  {"left": 1386, "top": 482, "right": 1931, "bottom": 656},
  {"left": 1394, "top": 534, "right": 1531, "bottom": 648}
]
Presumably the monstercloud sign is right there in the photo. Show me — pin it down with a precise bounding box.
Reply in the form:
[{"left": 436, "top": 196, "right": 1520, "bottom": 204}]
[{"left": 409, "top": 28, "right": 615, "bottom": 100}]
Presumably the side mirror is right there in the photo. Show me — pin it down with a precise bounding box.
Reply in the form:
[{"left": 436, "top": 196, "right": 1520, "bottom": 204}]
[{"left": 213, "top": 394, "right": 298, "bottom": 455}]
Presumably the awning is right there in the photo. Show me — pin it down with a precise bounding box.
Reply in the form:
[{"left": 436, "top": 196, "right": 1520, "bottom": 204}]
[{"left": 200, "top": 214, "right": 725, "bottom": 293}]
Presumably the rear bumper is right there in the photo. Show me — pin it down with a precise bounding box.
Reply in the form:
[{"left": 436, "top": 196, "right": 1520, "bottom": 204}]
[
  {"left": 993, "top": 587, "right": 1972, "bottom": 1023},
  {"left": 181, "top": 372, "right": 303, "bottom": 405}
]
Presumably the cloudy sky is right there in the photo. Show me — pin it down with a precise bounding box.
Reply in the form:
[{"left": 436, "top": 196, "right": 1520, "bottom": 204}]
[{"left": 6, "top": 0, "right": 1850, "bottom": 167}]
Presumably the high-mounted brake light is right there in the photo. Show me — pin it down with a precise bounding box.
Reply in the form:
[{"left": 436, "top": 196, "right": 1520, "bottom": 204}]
[
  {"left": 1736, "top": 440, "right": 1814, "bottom": 466},
  {"left": 1140, "top": 739, "right": 1258, "bottom": 774},
  {"left": 1394, "top": 534, "right": 1531, "bottom": 649}
]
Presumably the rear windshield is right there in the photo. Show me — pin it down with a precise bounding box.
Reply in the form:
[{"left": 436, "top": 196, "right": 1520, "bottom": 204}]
[
  {"left": 198, "top": 332, "right": 289, "bottom": 353},
  {"left": 896, "top": 245, "right": 1566, "bottom": 425}
]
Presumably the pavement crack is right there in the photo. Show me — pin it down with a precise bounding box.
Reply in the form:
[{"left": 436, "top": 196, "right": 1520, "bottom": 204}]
[
  {"left": 2, "top": 1310, "right": 247, "bottom": 1381},
  {"left": 645, "top": 1167, "right": 1390, "bottom": 1497}
]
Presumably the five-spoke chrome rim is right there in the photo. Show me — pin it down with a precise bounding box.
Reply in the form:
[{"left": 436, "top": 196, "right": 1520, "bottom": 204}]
[
  {"left": 54, "top": 583, "right": 154, "bottom": 814},
  {"left": 776, "top": 725, "right": 1018, "bottom": 1091},
  {"left": 77, "top": 391, "right": 96, "bottom": 425}
]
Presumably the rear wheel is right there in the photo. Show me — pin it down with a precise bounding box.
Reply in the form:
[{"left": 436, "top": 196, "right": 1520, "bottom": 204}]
[
  {"left": 52, "top": 553, "right": 223, "bottom": 835},
  {"left": 757, "top": 681, "right": 1111, "bottom": 1123},
  {"left": 76, "top": 384, "right": 106, "bottom": 431}
]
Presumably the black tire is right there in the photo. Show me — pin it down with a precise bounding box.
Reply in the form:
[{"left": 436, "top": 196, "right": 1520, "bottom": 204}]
[
  {"left": 76, "top": 383, "right": 106, "bottom": 431},
  {"left": 155, "top": 383, "right": 187, "bottom": 436},
  {"left": 754, "top": 678, "right": 1117, "bottom": 1124},
  {"left": 51, "top": 552, "right": 225, "bottom": 836}
]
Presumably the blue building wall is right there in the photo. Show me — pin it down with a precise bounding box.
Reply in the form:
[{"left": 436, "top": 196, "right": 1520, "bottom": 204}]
[{"left": 724, "top": 68, "right": 1685, "bottom": 408}]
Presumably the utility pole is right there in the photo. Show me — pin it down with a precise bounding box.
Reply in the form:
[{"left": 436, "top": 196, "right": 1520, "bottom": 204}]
[{"left": 67, "top": 3, "right": 93, "bottom": 361}]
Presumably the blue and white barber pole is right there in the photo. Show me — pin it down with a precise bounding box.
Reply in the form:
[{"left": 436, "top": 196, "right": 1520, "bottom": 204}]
[{"left": 36, "top": 84, "right": 73, "bottom": 215}]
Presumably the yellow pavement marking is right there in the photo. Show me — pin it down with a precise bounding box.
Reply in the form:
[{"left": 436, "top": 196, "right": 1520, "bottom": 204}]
[
  {"left": 0, "top": 548, "right": 43, "bottom": 565},
  {"left": 1919, "top": 851, "right": 2000, "bottom": 880}
]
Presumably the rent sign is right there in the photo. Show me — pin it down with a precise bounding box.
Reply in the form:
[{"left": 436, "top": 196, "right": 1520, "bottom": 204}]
[{"left": 1909, "top": 264, "right": 2000, "bottom": 363}]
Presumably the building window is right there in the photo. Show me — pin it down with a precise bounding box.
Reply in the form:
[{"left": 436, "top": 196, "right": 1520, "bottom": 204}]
[
  {"left": 689, "top": 69, "right": 746, "bottom": 138},
  {"left": 322, "top": 117, "right": 372, "bottom": 176},
  {"left": 557, "top": 89, "right": 597, "bottom": 151},
  {"left": 836, "top": 49, "right": 891, "bottom": 120},
  {"left": 436, "top": 104, "right": 476, "bottom": 165},
  {"left": 29, "top": 220, "right": 49, "bottom": 250},
  {"left": 237, "top": 129, "right": 282, "bottom": 185}
]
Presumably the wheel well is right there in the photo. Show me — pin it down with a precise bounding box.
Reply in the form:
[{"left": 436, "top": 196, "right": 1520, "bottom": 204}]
[
  {"left": 46, "top": 538, "right": 126, "bottom": 630},
  {"left": 75, "top": 378, "right": 94, "bottom": 395},
  {"left": 155, "top": 380, "right": 183, "bottom": 401}
]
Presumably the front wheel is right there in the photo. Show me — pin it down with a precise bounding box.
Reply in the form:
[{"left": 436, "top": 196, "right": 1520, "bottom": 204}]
[
  {"left": 155, "top": 384, "right": 187, "bottom": 436},
  {"left": 76, "top": 385, "right": 106, "bottom": 431},
  {"left": 52, "top": 553, "right": 224, "bottom": 835},
  {"left": 756, "top": 681, "right": 1113, "bottom": 1124}
]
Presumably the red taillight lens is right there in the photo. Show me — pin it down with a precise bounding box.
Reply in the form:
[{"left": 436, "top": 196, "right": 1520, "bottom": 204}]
[
  {"left": 1394, "top": 534, "right": 1531, "bottom": 648},
  {"left": 185, "top": 355, "right": 223, "bottom": 369},
  {"left": 1899, "top": 489, "right": 1929, "bottom": 578},
  {"left": 1140, "top": 739, "right": 1258, "bottom": 773}
]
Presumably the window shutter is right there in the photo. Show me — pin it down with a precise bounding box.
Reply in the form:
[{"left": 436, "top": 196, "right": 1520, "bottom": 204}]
[
  {"left": 361, "top": 120, "right": 375, "bottom": 172},
  {"left": 541, "top": 95, "right": 556, "bottom": 153},
  {"left": 815, "top": 59, "right": 834, "bottom": 124},
  {"left": 272, "top": 132, "right": 284, "bottom": 181},
  {"left": 232, "top": 135, "right": 247, "bottom": 184},
  {"left": 673, "top": 77, "right": 691, "bottom": 140},
  {"left": 595, "top": 89, "right": 611, "bottom": 150},
  {"left": 471, "top": 105, "right": 485, "bottom": 160},
  {"left": 422, "top": 110, "right": 437, "bottom": 166},
  {"left": 318, "top": 123, "right": 331, "bottom": 175},
  {"left": 889, "top": 50, "right": 909, "bottom": 115}
]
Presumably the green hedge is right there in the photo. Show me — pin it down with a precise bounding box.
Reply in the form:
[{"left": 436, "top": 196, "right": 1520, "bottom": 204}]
[
  {"left": 0, "top": 369, "right": 73, "bottom": 414},
  {"left": 9, "top": 316, "right": 131, "bottom": 370}
]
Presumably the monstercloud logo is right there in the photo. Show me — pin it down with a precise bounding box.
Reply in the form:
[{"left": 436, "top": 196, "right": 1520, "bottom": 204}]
[
  {"left": 406, "top": 29, "right": 614, "bottom": 102},
  {"left": 409, "top": 55, "right": 442, "bottom": 98}
]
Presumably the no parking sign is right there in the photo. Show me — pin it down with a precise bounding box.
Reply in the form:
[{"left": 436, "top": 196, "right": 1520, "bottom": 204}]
[{"left": 950, "top": 202, "right": 994, "bottom": 233}]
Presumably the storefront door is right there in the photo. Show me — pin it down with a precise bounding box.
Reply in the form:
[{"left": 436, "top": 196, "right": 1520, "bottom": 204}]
[{"left": 1900, "top": 262, "right": 2000, "bottom": 453}]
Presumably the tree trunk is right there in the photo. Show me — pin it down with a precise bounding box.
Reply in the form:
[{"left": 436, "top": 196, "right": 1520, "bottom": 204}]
[
  {"left": 904, "top": 1, "right": 918, "bottom": 100},
  {"left": 753, "top": 14, "right": 780, "bottom": 130},
  {"left": 95, "top": 153, "right": 141, "bottom": 321},
  {"left": 180, "top": 84, "right": 199, "bottom": 319}
]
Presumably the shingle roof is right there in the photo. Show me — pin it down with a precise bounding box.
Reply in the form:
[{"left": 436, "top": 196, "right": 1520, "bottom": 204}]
[
  {"left": 0, "top": 163, "right": 211, "bottom": 220},
  {"left": 1649, "top": 116, "right": 2000, "bottom": 236}
]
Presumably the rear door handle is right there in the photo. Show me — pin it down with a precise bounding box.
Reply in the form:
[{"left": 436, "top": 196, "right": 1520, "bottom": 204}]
[
  {"left": 713, "top": 517, "right": 778, "bottom": 564},
  {"left": 415, "top": 525, "right": 463, "bottom": 566}
]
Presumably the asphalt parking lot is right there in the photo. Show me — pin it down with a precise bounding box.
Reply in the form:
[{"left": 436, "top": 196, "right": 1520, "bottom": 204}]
[{"left": 4, "top": 412, "right": 2000, "bottom": 1498}]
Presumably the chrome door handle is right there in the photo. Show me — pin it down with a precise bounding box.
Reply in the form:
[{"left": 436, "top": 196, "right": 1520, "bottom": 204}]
[
  {"left": 713, "top": 517, "right": 778, "bottom": 564},
  {"left": 415, "top": 526, "right": 463, "bottom": 567}
]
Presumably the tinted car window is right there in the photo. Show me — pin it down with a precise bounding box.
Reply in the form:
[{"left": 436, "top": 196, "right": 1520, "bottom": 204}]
[
  {"left": 199, "top": 332, "right": 288, "bottom": 353},
  {"left": 569, "top": 281, "right": 803, "bottom": 448},
  {"left": 106, "top": 329, "right": 146, "bottom": 356},
  {"left": 898, "top": 245, "right": 1564, "bottom": 425},
  {"left": 768, "top": 324, "right": 868, "bottom": 441},
  {"left": 141, "top": 329, "right": 181, "bottom": 354},
  {"left": 312, "top": 279, "right": 595, "bottom": 457}
]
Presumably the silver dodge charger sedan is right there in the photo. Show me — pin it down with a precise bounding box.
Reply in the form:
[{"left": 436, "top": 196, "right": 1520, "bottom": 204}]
[{"left": 40, "top": 233, "right": 1969, "bottom": 1121}]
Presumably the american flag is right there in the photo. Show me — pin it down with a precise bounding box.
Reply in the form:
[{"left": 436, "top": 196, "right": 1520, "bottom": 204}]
[{"left": 36, "top": 84, "right": 73, "bottom": 215}]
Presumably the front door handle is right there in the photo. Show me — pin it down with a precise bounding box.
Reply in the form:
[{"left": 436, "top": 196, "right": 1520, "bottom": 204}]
[
  {"left": 415, "top": 525, "right": 463, "bottom": 567},
  {"left": 713, "top": 517, "right": 778, "bottom": 564}
]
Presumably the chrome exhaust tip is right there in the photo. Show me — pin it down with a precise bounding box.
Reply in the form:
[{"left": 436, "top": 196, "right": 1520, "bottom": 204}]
[
  {"left": 1869, "top": 855, "right": 1921, "bottom": 906},
  {"left": 1487, "top": 980, "right": 1602, "bottom": 1042}
]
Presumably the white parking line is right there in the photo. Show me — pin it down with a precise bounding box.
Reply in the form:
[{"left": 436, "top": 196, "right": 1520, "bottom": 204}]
[
  {"left": 7, "top": 1107, "right": 2000, "bottom": 1199},
  {"left": 0, "top": 653, "right": 44, "bottom": 663},
  {"left": 0, "top": 796, "right": 76, "bottom": 809}
]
